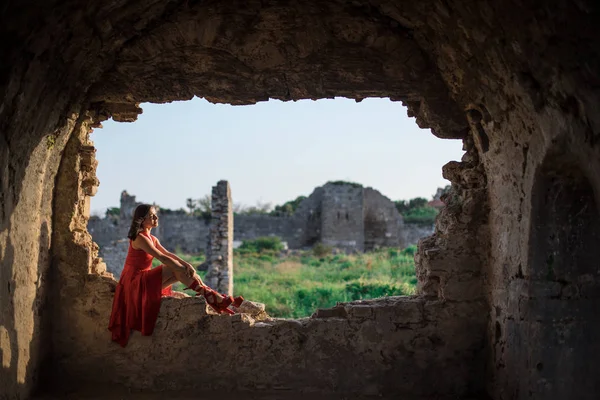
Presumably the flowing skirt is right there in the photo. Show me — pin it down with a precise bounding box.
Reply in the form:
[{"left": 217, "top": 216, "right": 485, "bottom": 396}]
[{"left": 108, "top": 265, "right": 172, "bottom": 347}]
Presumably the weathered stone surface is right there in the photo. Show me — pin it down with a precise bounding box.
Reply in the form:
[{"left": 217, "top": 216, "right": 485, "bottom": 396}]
[
  {"left": 1, "top": 1, "right": 600, "bottom": 399},
  {"left": 233, "top": 300, "right": 269, "bottom": 321},
  {"left": 205, "top": 180, "right": 234, "bottom": 295}
]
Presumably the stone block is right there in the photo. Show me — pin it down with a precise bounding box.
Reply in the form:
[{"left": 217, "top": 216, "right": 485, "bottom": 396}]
[
  {"left": 233, "top": 300, "right": 269, "bottom": 321},
  {"left": 528, "top": 281, "right": 562, "bottom": 299},
  {"left": 345, "top": 304, "right": 374, "bottom": 319},
  {"left": 230, "top": 312, "right": 255, "bottom": 327},
  {"left": 441, "top": 276, "right": 483, "bottom": 301},
  {"left": 393, "top": 299, "right": 424, "bottom": 324},
  {"left": 521, "top": 298, "right": 598, "bottom": 322},
  {"left": 311, "top": 306, "right": 348, "bottom": 319},
  {"left": 91, "top": 257, "right": 107, "bottom": 274},
  {"left": 579, "top": 281, "right": 600, "bottom": 298},
  {"left": 507, "top": 278, "right": 528, "bottom": 316}
]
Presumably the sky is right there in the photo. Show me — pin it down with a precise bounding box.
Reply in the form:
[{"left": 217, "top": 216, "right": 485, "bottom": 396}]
[{"left": 89, "top": 97, "right": 464, "bottom": 216}]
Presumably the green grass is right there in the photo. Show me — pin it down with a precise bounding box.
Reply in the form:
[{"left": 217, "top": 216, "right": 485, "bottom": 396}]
[{"left": 158, "top": 246, "right": 417, "bottom": 319}]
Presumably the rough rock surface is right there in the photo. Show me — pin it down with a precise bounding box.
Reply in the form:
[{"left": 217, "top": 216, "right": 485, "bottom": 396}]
[{"left": 1, "top": 1, "right": 599, "bottom": 399}]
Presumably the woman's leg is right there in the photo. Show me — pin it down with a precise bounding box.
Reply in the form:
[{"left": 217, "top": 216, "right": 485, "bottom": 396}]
[
  {"left": 161, "top": 266, "right": 178, "bottom": 289},
  {"left": 161, "top": 263, "right": 196, "bottom": 288},
  {"left": 162, "top": 275, "right": 178, "bottom": 289},
  {"left": 161, "top": 264, "right": 227, "bottom": 304}
]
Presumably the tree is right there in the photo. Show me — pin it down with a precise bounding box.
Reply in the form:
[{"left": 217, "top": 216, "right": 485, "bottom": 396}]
[
  {"left": 186, "top": 198, "right": 197, "bottom": 215},
  {"left": 408, "top": 197, "right": 428, "bottom": 209},
  {"left": 105, "top": 207, "right": 120, "bottom": 218},
  {"left": 234, "top": 200, "right": 273, "bottom": 215},
  {"left": 394, "top": 200, "right": 409, "bottom": 214},
  {"left": 196, "top": 194, "right": 211, "bottom": 214},
  {"left": 242, "top": 200, "right": 272, "bottom": 215},
  {"left": 233, "top": 202, "right": 246, "bottom": 214},
  {"left": 271, "top": 195, "right": 307, "bottom": 216}
]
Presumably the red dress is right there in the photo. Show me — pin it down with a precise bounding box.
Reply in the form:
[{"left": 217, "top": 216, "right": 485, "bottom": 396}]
[{"left": 108, "top": 231, "right": 172, "bottom": 347}]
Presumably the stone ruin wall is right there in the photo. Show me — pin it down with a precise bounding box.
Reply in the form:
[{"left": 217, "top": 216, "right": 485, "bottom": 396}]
[
  {"left": 97, "top": 239, "right": 129, "bottom": 277},
  {"left": 320, "top": 184, "right": 366, "bottom": 251},
  {"left": 204, "top": 181, "right": 234, "bottom": 295},
  {"left": 1, "top": 1, "right": 599, "bottom": 399},
  {"left": 403, "top": 223, "right": 436, "bottom": 249},
  {"left": 364, "top": 187, "right": 405, "bottom": 250},
  {"left": 289, "top": 186, "right": 325, "bottom": 248},
  {"left": 233, "top": 214, "right": 297, "bottom": 244},
  {"left": 87, "top": 215, "right": 126, "bottom": 250},
  {"left": 155, "top": 213, "right": 210, "bottom": 254},
  {"left": 88, "top": 184, "right": 432, "bottom": 275}
]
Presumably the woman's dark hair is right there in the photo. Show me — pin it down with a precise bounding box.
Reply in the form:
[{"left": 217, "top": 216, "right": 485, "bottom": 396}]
[{"left": 127, "top": 204, "right": 154, "bottom": 240}]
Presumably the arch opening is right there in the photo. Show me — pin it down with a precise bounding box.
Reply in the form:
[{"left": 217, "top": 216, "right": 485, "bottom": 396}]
[
  {"left": 519, "top": 154, "right": 600, "bottom": 399},
  {"left": 84, "top": 97, "right": 464, "bottom": 319}
]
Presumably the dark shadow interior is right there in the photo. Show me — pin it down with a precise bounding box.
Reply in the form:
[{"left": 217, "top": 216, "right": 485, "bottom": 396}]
[{"left": 522, "top": 153, "right": 600, "bottom": 399}]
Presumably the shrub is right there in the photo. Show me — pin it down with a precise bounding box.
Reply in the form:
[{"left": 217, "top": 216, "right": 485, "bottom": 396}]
[
  {"left": 258, "top": 253, "right": 276, "bottom": 263},
  {"left": 312, "top": 242, "right": 332, "bottom": 258},
  {"left": 328, "top": 180, "right": 363, "bottom": 188},
  {"left": 400, "top": 245, "right": 417, "bottom": 256},
  {"left": 270, "top": 195, "right": 307, "bottom": 216},
  {"left": 402, "top": 206, "right": 439, "bottom": 224},
  {"left": 239, "top": 236, "right": 284, "bottom": 253}
]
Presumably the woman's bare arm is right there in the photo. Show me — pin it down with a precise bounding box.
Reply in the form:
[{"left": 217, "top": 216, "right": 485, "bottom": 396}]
[
  {"left": 133, "top": 235, "right": 187, "bottom": 273},
  {"left": 154, "top": 239, "right": 195, "bottom": 270}
]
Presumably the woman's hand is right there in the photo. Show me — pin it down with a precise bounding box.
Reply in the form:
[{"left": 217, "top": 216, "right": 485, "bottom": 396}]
[{"left": 184, "top": 263, "right": 196, "bottom": 278}]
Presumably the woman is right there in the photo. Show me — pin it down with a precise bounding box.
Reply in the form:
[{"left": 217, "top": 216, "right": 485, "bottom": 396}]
[{"left": 108, "top": 204, "right": 243, "bottom": 347}]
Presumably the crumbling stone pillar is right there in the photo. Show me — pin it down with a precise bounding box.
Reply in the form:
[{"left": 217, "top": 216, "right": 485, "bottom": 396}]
[{"left": 204, "top": 180, "right": 233, "bottom": 295}]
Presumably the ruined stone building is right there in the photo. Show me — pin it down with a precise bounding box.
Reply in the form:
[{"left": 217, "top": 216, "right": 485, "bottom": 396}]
[
  {"left": 90, "top": 182, "right": 432, "bottom": 276},
  {"left": 89, "top": 181, "right": 431, "bottom": 272},
  {"left": 1, "top": 2, "right": 599, "bottom": 399}
]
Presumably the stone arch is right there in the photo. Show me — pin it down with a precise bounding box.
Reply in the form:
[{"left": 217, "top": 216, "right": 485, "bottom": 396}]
[
  {"left": 519, "top": 149, "right": 600, "bottom": 399},
  {"left": 10, "top": 0, "right": 600, "bottom": 397}
]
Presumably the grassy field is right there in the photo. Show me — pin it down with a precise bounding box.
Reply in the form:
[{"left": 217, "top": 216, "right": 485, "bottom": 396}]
[{"left": 165, "top": 244, "right": 418, "bottom": 318}]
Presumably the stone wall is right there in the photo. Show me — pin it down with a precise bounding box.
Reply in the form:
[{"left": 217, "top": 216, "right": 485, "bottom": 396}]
[
  {"left": 403, "top": 224, "right": 435, "bottom": 249},
  {"left": 99, "top": 239, "right": 129, "bottom": 277},
  {"left": 48, "top": 283, "right": 485, "bottom": 398},
  {"left": 234, "top": 214, "right": 296, "bottom": 243},
  {"left": 321, "top": 184, "right": 365, "bottom": 251},
  {"left": 286, "top": 186, "right": 325, "bottom": 249},
  {"left": 483, "top": 110, "right": 600, "bottom": 399},
  {"left": 88, "top": 183, "right": 423, "bottom": 257},
  {"left": 155, "top": 213, "right": 210, "bottom": 254},
  {"left": 119, "top": 191, "right": 139, "bottom": 221},
  {"left": 363, "top": 187, "right": 405, "bottom": 250},
  {"left": 87, "top": 215, "right": 126, "bottom": 249}
]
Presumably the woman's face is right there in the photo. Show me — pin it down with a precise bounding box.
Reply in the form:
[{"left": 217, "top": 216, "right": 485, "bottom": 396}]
[{"left": 142, "top": 207, "right": 159, "bottom": 229}]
